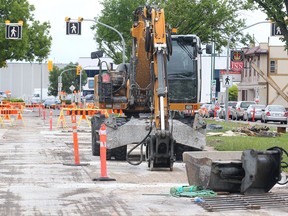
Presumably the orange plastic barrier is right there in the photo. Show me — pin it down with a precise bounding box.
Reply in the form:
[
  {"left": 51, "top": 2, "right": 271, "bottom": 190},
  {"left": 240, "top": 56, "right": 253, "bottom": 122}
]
[
  {"left": 65, "top": 109, "right": 102, "bottom": 116},
  {"left": 10, "top": 102, "right": 25, "bottom": 109},
  {"left": 0, "top": 109, "right": 24, "bottom": 126},
  {"left": 25, "top": 104, "right": 44, "bottom": 109}
]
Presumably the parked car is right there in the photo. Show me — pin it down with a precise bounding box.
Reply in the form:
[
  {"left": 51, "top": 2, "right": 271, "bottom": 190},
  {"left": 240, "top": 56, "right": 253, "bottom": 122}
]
[
  {"left": 218, "top": 101, "right": 237, "bottom": 119},
  {"left": 216, "top": 104, "right": 225, "bottom": 118},
  {"left": 243, "top": 104, "right": 266, "bottom": 121},
  {"left": 0, "top": 91, "right": 7, "bottom": 102},
  {"left": 261, "top": 105, "right": 288, "bottom": 124},
  {"left": 207, "top": 104, "right": 217, "bottom": 117},
  {"left": 199, "top": 103, "right": 211, "bottom": 118},
  {"left": 231, "top": 101, "right": 256, "bottom": 120},
  {"left": 43, "top": 97, "right": 61, "bottom": 109},
  {"left": 83, "top": 94, "right": 94, "bottom": 103}
]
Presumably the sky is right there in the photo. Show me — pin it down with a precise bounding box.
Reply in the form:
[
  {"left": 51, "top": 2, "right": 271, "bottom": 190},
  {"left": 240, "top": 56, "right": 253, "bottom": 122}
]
[
  {"left": 27, "top": 1, "right": 284, "bottom": 64},
  {"left": 237, "top": 9, "right": 283, "bottom": 46},
  {"left": 28, "top": 0, "right": 103, "bottom": 64}
]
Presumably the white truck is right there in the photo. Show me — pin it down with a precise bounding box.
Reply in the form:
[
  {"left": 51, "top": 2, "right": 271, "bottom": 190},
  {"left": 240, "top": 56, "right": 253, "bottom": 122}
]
[{"left": 31, "top": 88, "right": 49, "bottom": 104}]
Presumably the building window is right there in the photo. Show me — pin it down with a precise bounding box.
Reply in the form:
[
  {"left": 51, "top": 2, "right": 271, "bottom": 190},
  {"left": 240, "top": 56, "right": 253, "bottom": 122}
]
[
  {"left": 88, "top": 80, "right": 94, "bottom": 89},
  {"left": 242, "top": 90, "right": 247, "bottom": 101},
  {"left": 270, "top": 60, "right": 277, "bottom": 74}
]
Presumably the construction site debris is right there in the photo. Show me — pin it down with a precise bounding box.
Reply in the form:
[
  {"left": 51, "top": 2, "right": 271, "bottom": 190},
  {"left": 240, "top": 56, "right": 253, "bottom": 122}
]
[
  {"left": 207, "top": 126, "right": 280, "bottom": 137},
  {"left": 207, "top": 124, "right": 223, "bottom": 130}
]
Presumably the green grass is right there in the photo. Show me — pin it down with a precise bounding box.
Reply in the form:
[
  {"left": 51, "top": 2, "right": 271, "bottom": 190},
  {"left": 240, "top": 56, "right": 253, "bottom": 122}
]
[{"left": 205, "top": 119, "right": 288, "bottom": 172}]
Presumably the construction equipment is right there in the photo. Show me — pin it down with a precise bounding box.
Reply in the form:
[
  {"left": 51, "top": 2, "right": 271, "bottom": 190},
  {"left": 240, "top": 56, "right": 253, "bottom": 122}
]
[
  {"left": 183, "top": 146, "right": 288, "bottom": 194},
  {"left": 91, "top": 5, "right": 211, "bottom": 170}
]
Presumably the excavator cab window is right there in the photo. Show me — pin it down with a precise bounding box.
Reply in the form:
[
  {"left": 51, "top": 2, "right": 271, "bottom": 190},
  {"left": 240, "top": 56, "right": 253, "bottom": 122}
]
[{"left": 167, "top": 35, "right": 200, "bottom": 103}]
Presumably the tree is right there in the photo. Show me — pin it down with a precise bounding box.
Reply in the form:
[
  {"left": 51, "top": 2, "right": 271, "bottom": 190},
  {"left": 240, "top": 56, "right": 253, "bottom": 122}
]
[
  {"left": 94, "top": 0, "right": 255, "bottom": 63},
  {"left": 0, "top": 0, "right": 52, "bottom": 67},
  {"left": 48, "top": 63, "right": 87, "bottom": 97},
  {"left": 92, "top": 0, "right": 146, "bottom": 64},
  {"left": 229, "top": 84, "right": 238, "bottom": 101},
  {"left": 249, "top": 0, "right": 288, "bottom": 49}
]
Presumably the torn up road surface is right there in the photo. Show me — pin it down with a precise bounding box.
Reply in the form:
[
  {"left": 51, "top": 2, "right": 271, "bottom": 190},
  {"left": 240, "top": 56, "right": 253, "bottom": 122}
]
[{"left": 0, "top": 111, "right": 287, "bottom": 215}]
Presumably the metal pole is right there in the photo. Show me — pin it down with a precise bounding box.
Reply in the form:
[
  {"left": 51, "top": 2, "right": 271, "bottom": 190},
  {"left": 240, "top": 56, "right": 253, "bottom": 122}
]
[
  {"left": 79, "top": 69, "right": 82, "bottom": 96},
  {"left": 225, "top": 21, "right": 270, "bottom": 122},
  {"left": 210, "top": 41, "right": 213, "bottom": 103},
  {"left": 58, "top": 66, "right": 78, "bottom": 94},
  {"left": 40, "top": 62, "right": 43, "bottom": 103},
  {"left": 83, "top": 18, "right": 126, "bottom": 64},
  {"left": 211, "top": 41, "right": 215, "bottom": 103}
]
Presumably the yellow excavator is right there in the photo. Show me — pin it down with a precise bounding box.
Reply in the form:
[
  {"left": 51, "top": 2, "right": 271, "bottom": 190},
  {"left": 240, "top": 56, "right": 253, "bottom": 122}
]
[{"left": 91, "top": 5, "right": 211, "bottom": 170}]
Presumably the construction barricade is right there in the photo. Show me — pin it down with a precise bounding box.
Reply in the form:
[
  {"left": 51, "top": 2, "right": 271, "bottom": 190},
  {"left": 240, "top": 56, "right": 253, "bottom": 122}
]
[
  {"left": 0, "top": 108, "right": 25, "bottom": 126},
  {"left": 56, "top": 107, "right": 125, "bottom": 129},
  {"left": 57, "top": 108, "right": 108, "bottom": 128}
]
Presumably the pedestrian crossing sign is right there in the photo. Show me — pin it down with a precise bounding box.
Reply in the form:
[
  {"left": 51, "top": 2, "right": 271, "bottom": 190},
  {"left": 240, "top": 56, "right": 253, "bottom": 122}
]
[
  {"left": 5, "top": 24, "right": 22, "bottom": 39},
  {"left": 66, "top": 22, "right": 81, "bottom": 35},
  {"left": 223, "top": 75, "right": 233, "bottom": 87}
]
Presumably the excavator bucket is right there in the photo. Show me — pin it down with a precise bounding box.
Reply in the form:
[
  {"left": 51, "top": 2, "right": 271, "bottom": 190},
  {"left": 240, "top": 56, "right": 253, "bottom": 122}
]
[{"left": 183, "top": 148, "right": 282, "bottom": 194}]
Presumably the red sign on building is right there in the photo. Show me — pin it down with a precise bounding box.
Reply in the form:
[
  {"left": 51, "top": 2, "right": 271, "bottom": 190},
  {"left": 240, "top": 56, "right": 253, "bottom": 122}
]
[
  {"left": 220, "top": 69, "right": 241, "bottom": 75},
  {"left": 230, "top": 61, "right": 244, "bottom": 72},
  {"left": 230, "top": 50, "right": 244, "bottom": 72}
]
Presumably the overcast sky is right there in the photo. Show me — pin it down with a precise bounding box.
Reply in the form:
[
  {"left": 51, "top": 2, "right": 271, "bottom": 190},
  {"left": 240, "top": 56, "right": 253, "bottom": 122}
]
[
  {"left": 28, "top": 0, "right": 103, "bottom": 64},
  {"left": 27, "top": 1, "right": 283, "bottom": 64}
]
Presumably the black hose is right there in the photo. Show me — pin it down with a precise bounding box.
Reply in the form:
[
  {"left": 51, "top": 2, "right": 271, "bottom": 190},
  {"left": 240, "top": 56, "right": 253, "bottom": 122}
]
[
  {"left": 267, "top": 146, "right": 288, "bottom": 185},
  {"left": 126, "top": 124, "right": 152, "bottom": 166}
]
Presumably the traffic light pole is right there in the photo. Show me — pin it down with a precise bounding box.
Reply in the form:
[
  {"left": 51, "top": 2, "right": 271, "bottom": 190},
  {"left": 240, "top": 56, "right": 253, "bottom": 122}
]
[
  {"left": 83, "top": 18, "right": 126, "bottom": 64},
  {"left": 58, "top": 66, "right": 78, "bottom": 96},
  {"left": 224, "top": 20, "right": 270, "bottom": 122}
]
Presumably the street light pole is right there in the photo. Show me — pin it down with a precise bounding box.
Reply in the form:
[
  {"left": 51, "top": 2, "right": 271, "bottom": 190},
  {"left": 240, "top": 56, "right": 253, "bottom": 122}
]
[
  {"left": 83, "top": 18, "right": 126, "bottom": 64},
  {"left": 58, "top": 66, "right": 78, "bottom": 96},
  {"left": 224, "top": 20, "right": 270, "bottom": 122}
]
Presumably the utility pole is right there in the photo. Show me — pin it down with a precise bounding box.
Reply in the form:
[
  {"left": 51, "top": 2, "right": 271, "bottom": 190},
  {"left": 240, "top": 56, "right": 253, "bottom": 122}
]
[{"left": 224, "top": 21, "right": 270, "bottom": 122}]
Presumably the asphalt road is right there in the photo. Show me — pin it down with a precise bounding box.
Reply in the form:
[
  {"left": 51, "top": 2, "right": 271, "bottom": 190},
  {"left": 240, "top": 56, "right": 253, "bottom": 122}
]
[{"left": 0, "top": 109, "right": 288, "bottom": 216}]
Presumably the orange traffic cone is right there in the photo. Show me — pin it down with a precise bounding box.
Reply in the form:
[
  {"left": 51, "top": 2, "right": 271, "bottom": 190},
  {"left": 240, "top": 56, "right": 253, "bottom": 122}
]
[
  {"left": 63, "top": 113, "right": 89, "bottom": 167},
  {"left": 93, "top": 123, "right": 115, "bottom": 181}
]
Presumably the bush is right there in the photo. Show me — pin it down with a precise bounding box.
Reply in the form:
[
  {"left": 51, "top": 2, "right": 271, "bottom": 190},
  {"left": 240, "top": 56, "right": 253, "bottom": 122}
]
[
  {"left": 3, "top": 98, "right": 24, "bottom": 102},
  {"left": 61, "top": 100, "right": 72, "bottom": 105}
]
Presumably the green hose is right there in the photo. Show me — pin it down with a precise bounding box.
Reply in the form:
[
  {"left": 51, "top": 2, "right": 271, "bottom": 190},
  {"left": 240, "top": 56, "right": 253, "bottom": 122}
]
[{"left": 170, "top": 185, "right": 217, "bottom": 198}]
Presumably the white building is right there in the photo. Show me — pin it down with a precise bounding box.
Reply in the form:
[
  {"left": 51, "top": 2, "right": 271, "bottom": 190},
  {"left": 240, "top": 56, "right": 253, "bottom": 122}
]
[
  {"left": 0, "top": 56, "right": 115, "bottom": 101},
  {"left": 0, "top": 62, "right": 66, "bottom": 101},
  {"left": 238, "top": 43, "right": 288, "bottom": 107}
]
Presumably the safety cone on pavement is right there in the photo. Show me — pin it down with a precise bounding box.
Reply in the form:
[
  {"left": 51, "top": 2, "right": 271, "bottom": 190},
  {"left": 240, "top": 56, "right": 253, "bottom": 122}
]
[
  {"left": 63, "top": 113, "right": 89, "bottom": 167},
  {"left": 93, "top": 123, "right": 116, "bottom": 181}
]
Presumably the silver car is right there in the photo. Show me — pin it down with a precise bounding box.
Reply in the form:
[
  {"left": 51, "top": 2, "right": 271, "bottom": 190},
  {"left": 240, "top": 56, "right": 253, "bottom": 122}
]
[
  {"left": 218, "top": 101, "right": 237, "bottom": 119},
  {"left": 261, "top": 105, "right": 288, "bottom": 124},
  {"left": 231, "top": 101, "right": 256, "bottom": 120},
  {"left": 243, "top": 104, "right": 266, "bottom": 121}
]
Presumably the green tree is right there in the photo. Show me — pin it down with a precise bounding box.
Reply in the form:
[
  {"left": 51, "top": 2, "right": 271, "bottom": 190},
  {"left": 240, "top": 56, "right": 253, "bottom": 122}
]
[
  {"left": 48, "top": 63, "right": 87, "bottom": 97},
  {"left": 92, "top": 0, "right": 146, "bottom": 64},
  {"left": 94, "top": 0, "right": 255, "bottom": 63},
  {"left": 0, "top": 0, "right": 52, "bottom": 67},
  {"left": 229, "top": 84, "right": 238, "bottom": 101},
  {"left": 249, "top": 0, "right": 288, "bottom": 49}
]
